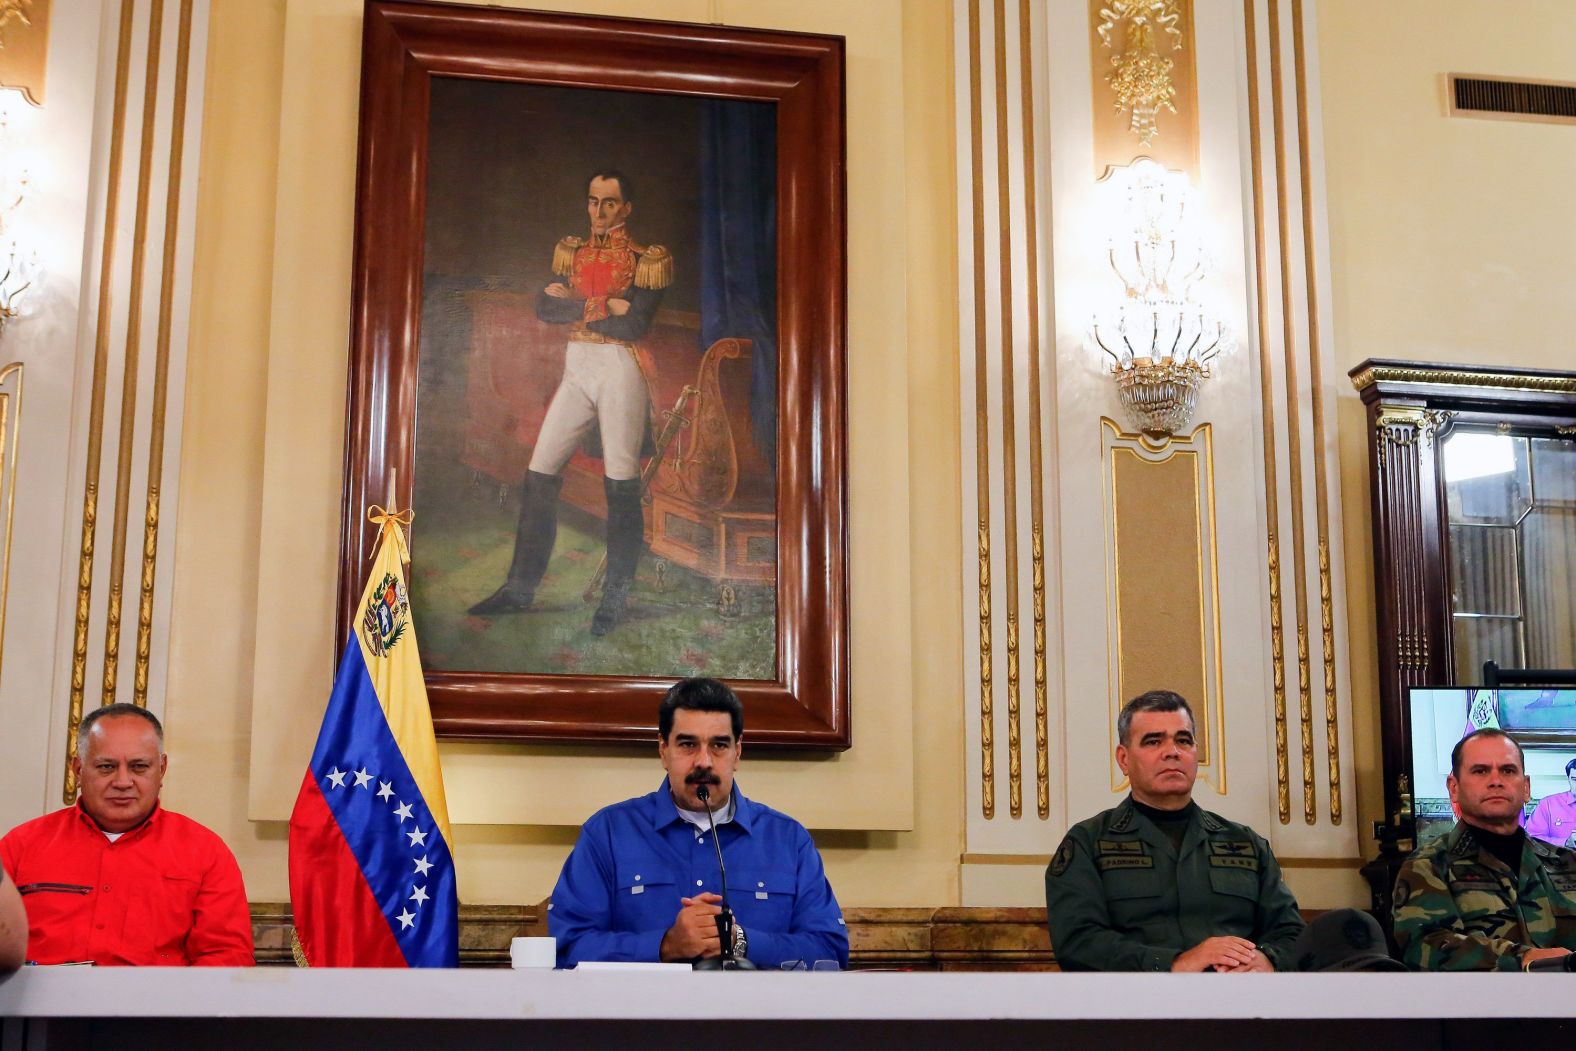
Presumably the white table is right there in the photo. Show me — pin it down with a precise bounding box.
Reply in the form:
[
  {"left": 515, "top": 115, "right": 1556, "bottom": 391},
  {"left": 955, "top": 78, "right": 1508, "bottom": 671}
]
[{"left": 1, "top": 968, "right": 1571, "bottom": 1050}]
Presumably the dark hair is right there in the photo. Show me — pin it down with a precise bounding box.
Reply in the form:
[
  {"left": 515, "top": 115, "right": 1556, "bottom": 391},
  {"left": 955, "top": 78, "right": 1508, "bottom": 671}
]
[
  {"left": 1450, "top": 727, "right": 1525, "bottom": 778},
  {"left": 588, "top": 169, "right": 633, "bottom": 203},
  {"left": 1564, "top": 756, "right": 1576, "bottom": 777},
  {"left": 78, "top": 703, "right": 165, "bottom": 749},
  {"left": 1116, "top": 690, "right": 1195, "bottom": 747},
  {"left": 659, "top": 677, "right": 742, "bottom": 741}
]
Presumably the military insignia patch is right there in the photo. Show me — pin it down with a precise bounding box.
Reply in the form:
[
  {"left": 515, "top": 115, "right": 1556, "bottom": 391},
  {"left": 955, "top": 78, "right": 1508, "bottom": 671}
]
[
  {"left": 361, "top": 571, "right": 410, "bottom": 658},
  {"left": 1096, "top": 839, "right": 1145, "bottom": 855},
  {"left": 1050, "top": 839, "right": 1075, "bottom": 877},
  {"left": 1209, "top": 840, "right": 1254, "bottom": 857},
  {"left": 1393, "top": 878, "right": 1411, "bottom": 908},
  {"left": 1096, "top": 855, "right": 1154, "bottom": 871},
  {"left": 1209, "top": 856, "right": 1259, "bottom": 871}
]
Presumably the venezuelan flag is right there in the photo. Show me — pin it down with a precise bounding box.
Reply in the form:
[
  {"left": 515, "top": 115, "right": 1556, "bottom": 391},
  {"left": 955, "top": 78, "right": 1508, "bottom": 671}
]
[{"left": 288, "top": 508, "right": 458, "bottom": 966}]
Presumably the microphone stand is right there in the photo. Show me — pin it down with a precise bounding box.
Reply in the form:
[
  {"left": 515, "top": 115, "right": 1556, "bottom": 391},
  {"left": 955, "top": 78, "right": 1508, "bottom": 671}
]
[{"left": 692, "top": 783, "right": 757, "bottom": 971}]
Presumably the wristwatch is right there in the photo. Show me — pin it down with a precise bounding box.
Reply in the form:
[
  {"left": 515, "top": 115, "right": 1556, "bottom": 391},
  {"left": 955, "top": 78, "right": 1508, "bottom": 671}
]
[{"left": 732, "top": 921, "right": 748, "bottom": 960}]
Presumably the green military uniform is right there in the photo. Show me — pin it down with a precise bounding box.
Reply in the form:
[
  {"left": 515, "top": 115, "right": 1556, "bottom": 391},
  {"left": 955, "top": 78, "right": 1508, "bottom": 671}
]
[
  {"left": 1044, "top": 797, "right": 1304, "bottom": 971},
  {"left": 1392, "top": 822, "right": 1576, "bottom": 971}
]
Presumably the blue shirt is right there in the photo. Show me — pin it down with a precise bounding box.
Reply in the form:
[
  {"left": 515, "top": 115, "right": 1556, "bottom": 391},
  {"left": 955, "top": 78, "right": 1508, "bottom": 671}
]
[{"left": 548, "top": 779, "right": 848, "bottom": 969}]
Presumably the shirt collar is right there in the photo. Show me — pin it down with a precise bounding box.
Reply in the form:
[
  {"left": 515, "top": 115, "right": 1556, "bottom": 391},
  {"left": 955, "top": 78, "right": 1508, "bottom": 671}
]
[
  {"left": 74, "top": 798, "right": 162, "bottom": 841},
  {"left": 651, "top": 777, "right": 756, "bottom": 834}
]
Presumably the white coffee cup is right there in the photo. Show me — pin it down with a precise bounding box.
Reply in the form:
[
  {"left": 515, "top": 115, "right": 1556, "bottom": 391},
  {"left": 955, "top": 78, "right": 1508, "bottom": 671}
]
[{"left": 510, "top": 936, "right": 556, "bottom": 970}]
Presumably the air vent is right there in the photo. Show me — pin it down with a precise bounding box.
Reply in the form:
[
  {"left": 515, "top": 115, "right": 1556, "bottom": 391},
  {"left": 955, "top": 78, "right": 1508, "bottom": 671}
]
[{"left": 1449, "top": 74, "right": 1576, "bottom": 124}]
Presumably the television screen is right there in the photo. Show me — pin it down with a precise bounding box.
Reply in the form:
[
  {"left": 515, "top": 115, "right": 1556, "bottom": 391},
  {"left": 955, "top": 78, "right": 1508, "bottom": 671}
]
[{"left": 1406, "top": 687, "right": 1576, "bottom": 849}]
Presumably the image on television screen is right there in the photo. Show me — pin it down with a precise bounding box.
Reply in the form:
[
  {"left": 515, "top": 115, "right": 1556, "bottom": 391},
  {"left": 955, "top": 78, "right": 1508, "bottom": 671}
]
[{"left": 1407, "top": 687, "right": 1576, "bottom": 849}]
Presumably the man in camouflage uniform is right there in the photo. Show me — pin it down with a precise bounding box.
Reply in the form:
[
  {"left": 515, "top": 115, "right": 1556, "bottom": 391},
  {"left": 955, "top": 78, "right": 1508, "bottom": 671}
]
[
  {"left": 1045, "top": 690, "right": 1304, "bottom": 971},
  {"left": 1393, "top": 728, "right": 1576, "bottom": 971}
]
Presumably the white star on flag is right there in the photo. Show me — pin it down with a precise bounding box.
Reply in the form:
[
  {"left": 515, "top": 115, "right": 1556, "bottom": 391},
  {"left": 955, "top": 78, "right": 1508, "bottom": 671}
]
[
  {"left": 377, "top": 781, "right": 394, "bottom": 801},
  {"left": 407, "top": 827, "right": 427, "bottom": 847},
  {"left": 413, "top": 855, "right": 433, "bottom": 876},
  {"left": 393, "top": 801, "right": 413, "bottom": 823},
  {"left": 326, "top": 768, "right": 347, "bottom": 789},
  {"left": 410, "top": 885, "right": 429, "bottom": 906},
  {"left": 353, "top": 767, "right": 373, "bottom": 789},
  {"left": 396, "top": 909, "right": 416, "bottom": 930}
]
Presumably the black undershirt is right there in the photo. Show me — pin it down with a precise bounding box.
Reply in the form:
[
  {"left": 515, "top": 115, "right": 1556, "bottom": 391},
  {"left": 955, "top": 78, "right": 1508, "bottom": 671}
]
[
  {"left": 1469, "top": 824, "right": 1526, "bottom": 877},
  {"left": 1133, "top": 799, "right": 1198, "bottom": 854}
]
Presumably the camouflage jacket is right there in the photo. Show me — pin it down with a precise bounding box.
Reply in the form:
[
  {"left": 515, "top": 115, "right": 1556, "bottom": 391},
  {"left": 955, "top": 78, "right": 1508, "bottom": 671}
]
[
  {"left": 1393, "top": 822, "right": 1576, "bottom": 971},
  {"left": 1044, "top": 797, "right": 1304, "bottom": 971}
]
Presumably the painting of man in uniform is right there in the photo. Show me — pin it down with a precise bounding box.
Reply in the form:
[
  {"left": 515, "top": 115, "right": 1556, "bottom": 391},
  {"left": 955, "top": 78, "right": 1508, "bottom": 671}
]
[{"left": 409, "top": 80, "right": 779, "bottom": 680}]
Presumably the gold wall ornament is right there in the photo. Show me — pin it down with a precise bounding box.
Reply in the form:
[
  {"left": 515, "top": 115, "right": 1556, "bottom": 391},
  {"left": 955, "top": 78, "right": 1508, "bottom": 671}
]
[
  {"left": 1241, "top": 0, "right": 1291, "bottom": 824},
  {"left": 134, "top": 0, "right": 196, "bottom": 704},
  {"left": 1016, "top": 0, "right": 1051, "bottom": 822},
  {"left": 101, "top": 0, "right": 169, "bottom": 703},
  {"left": 1101, "top": 419, "right": 1226, "bottom": 791},
  {"left": 1318, "top": 535, "right": 1340, "bottom": 824},
  {"left": 992, "top": 0, "right": 1022, "bottom": 822},
  {"left": 1350, "top": 365, "right": 1576, "bottom": 395},
  {"left": 1096, "top": 0, "right": 1184, "bottom": 146},
  {"left": 0, "top": 0, "right": 46, "bottom": 106},
  {"left": 1374, "top": 407, "right": 1453, "bottom": 449},
  {"left": 0, "top": 362, "right": 23, "bottom": 693},
  {"left": 66, "top": 0, "right": 136, "bottom": 804},
  {"left": 966, "top": 0, "right": 995, "bottom": 821}
]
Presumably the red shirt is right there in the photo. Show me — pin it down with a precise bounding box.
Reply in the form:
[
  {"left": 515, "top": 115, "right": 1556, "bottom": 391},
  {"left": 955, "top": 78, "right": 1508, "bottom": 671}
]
[{"left": 0, "top": 802, "right": 253, "bottom": 966}]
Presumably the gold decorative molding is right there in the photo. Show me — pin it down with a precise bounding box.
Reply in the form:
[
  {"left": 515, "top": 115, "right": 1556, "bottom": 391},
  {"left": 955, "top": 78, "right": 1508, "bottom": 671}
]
[
  {"left": 134, "top": 0, "right": 195, "bottom": 704},
  {"left": 967, "top": 0, "right": 994, "bottom": 820},
  {"left": 0, "top": 362, "right": 22, "bottom": 691},
  {"left": 102, "top": 0, "right": 168, "bottom": 703},
  {"left": 66, "top": 0, "right": 136, "bottom": 803},
  {"left": 1374, "top": 407, "right": 1453, "bottom": 450},
  {"left": 1242, "top": 0, "right": 1291, "bottom": 825},
  {"left": 1556, "top": 425, "right": 1576, "bottom": 437},
  {"left": 1290, "top": 0, "right": 1340, "bottom": 827},
  {"left": 1094, "top": 0, "right": 1184, "bottom": 147},
  {"left": 1350, "top": 365, "right": 1576, "bottom": 395},
  {"left": 0, "top": 0, "right": 47, "bottom": 105},
  {"left": 991, "top": 0, "right": 1022, "bottom": 820},
  {"left": 1017, "top": 0, "right": 1050, "bottom": 822},
  {"left": 1266, "top": 0, "right": 1316, "bottom": 826},
  {"left": 1101, "top": 419, "right": 1225, "bottom": 793}
]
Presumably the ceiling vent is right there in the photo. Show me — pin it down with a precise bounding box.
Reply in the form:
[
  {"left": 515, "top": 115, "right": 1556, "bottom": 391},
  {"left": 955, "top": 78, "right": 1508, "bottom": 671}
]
[{"left": 1448, "top": 74, "right": 1576, "bottom": 124}]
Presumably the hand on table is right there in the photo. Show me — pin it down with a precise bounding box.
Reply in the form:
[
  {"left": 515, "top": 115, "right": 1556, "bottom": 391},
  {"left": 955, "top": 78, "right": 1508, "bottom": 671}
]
[
  {"left": 1171, "top": 936, "right": 1259, "bottom": 973},
  {"left": 659, "top": 892, "right": 723, "bottom": 961}
]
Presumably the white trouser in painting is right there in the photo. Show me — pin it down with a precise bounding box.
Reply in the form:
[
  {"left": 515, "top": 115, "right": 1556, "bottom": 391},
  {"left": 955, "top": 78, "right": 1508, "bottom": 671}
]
[{"left": 528, "top": 339, "right": 648, "bottom": 481}]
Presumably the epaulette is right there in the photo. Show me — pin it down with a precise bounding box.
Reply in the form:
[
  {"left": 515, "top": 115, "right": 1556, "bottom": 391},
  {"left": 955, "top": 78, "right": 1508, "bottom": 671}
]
[
  {"left": 635, "top": 243, "right": 673, "bottom": 290},
  {"left": 552, "top": 236, "right": 582, "bottom": 277}
]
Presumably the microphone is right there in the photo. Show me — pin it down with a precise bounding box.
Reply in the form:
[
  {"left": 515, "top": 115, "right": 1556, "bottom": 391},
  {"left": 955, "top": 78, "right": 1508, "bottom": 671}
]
[{"left": 692, "top": 782, "right": 756, "bottom": 971}]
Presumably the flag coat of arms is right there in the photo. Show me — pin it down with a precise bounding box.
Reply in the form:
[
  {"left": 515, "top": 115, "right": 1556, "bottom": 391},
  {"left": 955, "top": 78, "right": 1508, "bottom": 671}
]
[{"left": 289, "top": 508, "right": 458, "bottom": 966}]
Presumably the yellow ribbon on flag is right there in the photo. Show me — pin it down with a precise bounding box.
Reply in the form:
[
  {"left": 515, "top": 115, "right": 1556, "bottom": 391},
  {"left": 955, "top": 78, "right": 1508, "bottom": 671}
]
[{"left": 367, "top": 504, "right": 414, "bottom": 564}]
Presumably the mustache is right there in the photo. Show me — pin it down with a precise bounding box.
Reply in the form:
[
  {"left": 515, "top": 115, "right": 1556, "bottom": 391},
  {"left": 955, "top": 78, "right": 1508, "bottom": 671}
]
[{"left": 685, "top": 773, "right": 720, "bottom": 785}]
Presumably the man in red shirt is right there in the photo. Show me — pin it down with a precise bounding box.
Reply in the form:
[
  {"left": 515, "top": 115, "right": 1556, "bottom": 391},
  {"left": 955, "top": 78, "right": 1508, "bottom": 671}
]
[{"left": 1, "top": 704, "right": 253, "bottom": 966}]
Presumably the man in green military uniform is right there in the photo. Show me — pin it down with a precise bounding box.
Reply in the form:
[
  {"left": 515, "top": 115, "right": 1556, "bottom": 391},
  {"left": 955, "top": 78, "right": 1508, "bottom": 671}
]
[
  {"left": 1392, "top": 728, "right": 1576, "bottom": 971},
  {"left": 1045, "top": 690, "right": 1304, "bottom": 971}
]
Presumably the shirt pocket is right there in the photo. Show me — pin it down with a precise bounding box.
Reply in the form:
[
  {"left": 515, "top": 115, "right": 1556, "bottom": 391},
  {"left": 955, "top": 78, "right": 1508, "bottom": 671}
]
[
  {"left": 613, "top": 861, "right": 677, "bottom": 931},
  {"left": 733, "top": 868, "right": 798, "bottom": 931},
  {"left": 16, "top": 883, "right": 93, "bottom": 952},
  {"left": 1100, "top": 870, "right": 1163, "bottom": 929},
  {"left": 123, "top": 872, "right": 201, "bottom": 964},
  {"left": 1207, "top": 868, "right": 1261, "bottom": 925}
]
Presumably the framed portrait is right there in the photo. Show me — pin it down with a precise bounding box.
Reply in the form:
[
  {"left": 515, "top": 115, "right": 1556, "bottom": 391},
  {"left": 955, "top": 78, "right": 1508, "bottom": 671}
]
[{"left": 337, "top": 1, "right": 849, "bottom": 748}]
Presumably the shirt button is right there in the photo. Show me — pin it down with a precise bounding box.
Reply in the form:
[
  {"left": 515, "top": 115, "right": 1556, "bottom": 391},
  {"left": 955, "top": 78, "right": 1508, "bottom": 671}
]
[
  {"left": 102, "top": 886, "right": 110, "bottom": 893},
  {"left": 697, "top": 837, "right": 705, "bottom": 844},
  {"left": 96, "top": 924, "right": 105, "bottom": 930},
  {"left": 757, "top": 882, "right": 764, "bottom": 888},
  {"left": 696, "top": 880, "right": 703, "bottom": 887},
  {"left": 634, "top": 875, "right": 641, "bottom": 881}
]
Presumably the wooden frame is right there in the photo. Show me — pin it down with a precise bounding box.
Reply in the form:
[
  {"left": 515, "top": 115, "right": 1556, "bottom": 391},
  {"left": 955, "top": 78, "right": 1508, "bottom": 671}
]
[
  {"left": 1349, "top": 358, "right": 1576, "bottom": 823},
  {"left": 338, "top": 1, "right": 848, "bottom": 748}
]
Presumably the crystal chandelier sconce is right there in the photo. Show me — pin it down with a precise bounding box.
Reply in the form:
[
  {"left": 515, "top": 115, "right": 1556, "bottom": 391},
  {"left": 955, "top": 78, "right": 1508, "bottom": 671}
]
[
  {"left": 1088, "top": 158, "right": 1232, "bottom": 438},
  {"left": 0, "top": 99, "right": 39, "bottom": 332}
]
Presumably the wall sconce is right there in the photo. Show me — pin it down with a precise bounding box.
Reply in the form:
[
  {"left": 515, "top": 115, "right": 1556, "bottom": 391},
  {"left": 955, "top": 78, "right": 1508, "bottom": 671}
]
[
  {"left": 1088, "top": 158, "right": 1231, "bottom": 438},
  {"left": 0, "top": 93, "right": 39, "bottom": 331}
]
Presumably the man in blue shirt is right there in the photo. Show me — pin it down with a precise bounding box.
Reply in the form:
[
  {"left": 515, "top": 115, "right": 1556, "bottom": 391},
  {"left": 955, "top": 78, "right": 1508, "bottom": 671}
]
[{"left": 548, "top": 678, "right": 848, "bottom": 968}]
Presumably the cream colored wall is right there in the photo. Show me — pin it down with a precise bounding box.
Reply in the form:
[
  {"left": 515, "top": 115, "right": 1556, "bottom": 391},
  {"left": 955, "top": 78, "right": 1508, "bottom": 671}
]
[
  {"left": 1319, "top": 0, "right": 1576, "bottom": 854},
  {"left": 162, "top": 0, "right": 962, "bottom": 906}
]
